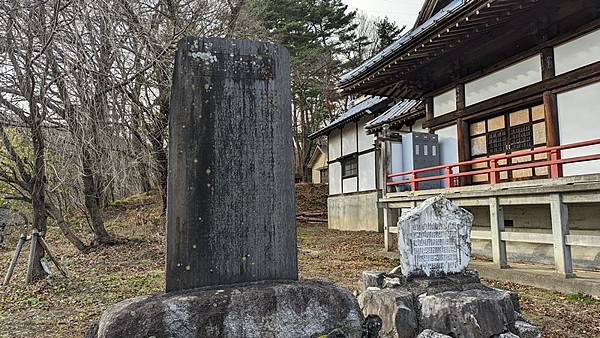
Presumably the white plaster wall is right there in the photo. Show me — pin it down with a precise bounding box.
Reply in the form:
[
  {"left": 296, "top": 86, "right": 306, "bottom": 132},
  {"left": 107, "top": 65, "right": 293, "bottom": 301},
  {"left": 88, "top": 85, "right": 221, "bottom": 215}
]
[
  {"left": 390, "top": 142, "right": 404, "bottom": 182},
  {"left": 358, "top": 116, "right": 375, "bottom": 152},
  {"left": 329, "top": 162, "right": 342, "bottom": 195},
  {"left": 433, "top": 89, "right": 457, "bottom": 117},
  {"left": 328, "top": 192, "right": 382, "bottom": 232},
  {"left": 328, "top": 129, "right": 341, "bottom": 160},
  {"left": 342, "top": 122, "right": 358, "bottom": 156},
  {"left": 436, "top": 125, "right": 459, "bottom": 173},
  {"left": 358, "top": 152, "right": 376, "bottom": 191},
  {"left": 557, "top": 81, "right": 600, "bottom": 176},
  {"left": 555, "top": 28, "right": 600, "bottom": 75},
  {"left": 342, "top": 177, "right": 358, "bottom": 194},
  {"left": 465, "top": 55, "right": 542, "bottom": 106}
]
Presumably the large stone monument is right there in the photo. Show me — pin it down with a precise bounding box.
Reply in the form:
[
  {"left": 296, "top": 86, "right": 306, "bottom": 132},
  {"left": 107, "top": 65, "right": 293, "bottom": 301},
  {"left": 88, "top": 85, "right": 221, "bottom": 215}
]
[
  {"left": 357, "top": 196, "right": 540, "bottom": 338},
  {"left": 86, "top": 38, "right": 365, "bottom": 338},
  {"left": 166, "top": 37, "right": 297, "bottom": 292},
  {"left": 397, "top": 195, "right": 473, "bottom": 277}
]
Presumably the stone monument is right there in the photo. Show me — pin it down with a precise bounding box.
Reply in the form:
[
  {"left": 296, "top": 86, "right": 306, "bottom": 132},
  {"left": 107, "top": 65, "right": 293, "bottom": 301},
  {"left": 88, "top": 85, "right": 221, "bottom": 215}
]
[
  {"left": 166, "top": 37, "right": 297, "bottom": 292},
  {"left": 357, "top": 196, "right": 541, "bottom": 338},
  {"left": 85, "top": 37, "right": 365, "bottom": 338},
  {"left": 397, "top": 195, "right": 473, "bottom": 277}
]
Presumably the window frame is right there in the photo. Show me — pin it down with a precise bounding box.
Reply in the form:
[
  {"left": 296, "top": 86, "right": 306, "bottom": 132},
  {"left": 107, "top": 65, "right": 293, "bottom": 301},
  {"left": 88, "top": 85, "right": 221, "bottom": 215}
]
[{"left": 341, "top": 155, "right": 358, "bottom": 179}]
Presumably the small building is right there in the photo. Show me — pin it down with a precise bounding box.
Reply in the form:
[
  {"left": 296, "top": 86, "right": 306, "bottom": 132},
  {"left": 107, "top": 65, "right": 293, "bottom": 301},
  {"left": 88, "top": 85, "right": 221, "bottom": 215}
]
[
  {"left": 313, "top": 0, "right": 600, "bottom": 275},
  {"left": 309, "top": 144, "right": 329, "bottom": 184}
]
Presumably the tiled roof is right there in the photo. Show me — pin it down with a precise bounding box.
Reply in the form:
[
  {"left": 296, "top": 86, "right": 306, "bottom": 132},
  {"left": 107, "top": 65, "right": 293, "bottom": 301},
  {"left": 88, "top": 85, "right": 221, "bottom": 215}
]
[
  {"left": 338, "top": 0, "right": 469, "bottom": 84},
  {"left": 365, "top": 100, "right": 422, "bottom": 131},
  {"left": 308, "top": 96, "right": 388, "bottom": 139}
]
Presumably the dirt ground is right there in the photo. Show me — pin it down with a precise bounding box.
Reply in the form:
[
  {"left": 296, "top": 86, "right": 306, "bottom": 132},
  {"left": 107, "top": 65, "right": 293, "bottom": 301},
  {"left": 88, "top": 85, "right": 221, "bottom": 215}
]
[{"left": 0, "top": 190, "right": 599, "bottom": 338}]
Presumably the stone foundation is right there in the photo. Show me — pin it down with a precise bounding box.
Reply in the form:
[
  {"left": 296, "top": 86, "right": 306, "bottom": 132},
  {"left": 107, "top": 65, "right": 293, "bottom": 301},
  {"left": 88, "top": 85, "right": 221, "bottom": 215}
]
[
  {"left": 86, "top": 280, "right": 364, "bottom": 338},
  {"left": 358, "top": 270, "right": 540, "bottom": 338}
]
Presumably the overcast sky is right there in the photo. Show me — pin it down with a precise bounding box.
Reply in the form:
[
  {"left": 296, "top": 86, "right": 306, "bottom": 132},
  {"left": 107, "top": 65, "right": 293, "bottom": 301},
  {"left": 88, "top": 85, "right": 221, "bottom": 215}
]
[{"left": 343, "top": 0, "right": 424, "bottom": 29}]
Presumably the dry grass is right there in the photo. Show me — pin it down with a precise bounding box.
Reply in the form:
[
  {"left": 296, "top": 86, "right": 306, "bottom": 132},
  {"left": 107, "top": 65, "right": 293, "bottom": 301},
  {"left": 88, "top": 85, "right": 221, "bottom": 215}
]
[{"left": 0, "top": 193, "right": 598, "bottom": 337}]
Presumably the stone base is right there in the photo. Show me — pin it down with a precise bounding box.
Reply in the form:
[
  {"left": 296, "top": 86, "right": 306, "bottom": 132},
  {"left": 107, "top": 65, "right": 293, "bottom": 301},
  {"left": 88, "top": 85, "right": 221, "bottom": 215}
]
[
  {"left": 86, "top": 280, "right": 364, "bottom": 338},
  {"left": 358, "top": 270, "right": 540, "bottom": 338}
]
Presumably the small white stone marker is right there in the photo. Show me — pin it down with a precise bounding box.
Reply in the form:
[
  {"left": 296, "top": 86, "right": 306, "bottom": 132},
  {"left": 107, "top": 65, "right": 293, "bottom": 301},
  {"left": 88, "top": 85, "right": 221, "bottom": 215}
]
[{"left": 397, "top": 195, "right": 473, "bottom": 277}]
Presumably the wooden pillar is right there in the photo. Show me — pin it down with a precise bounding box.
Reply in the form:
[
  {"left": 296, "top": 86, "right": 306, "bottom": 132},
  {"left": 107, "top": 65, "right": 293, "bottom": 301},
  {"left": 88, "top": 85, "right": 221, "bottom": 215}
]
[
  {"left": 541, "top": 47, "right": 556, "bottom": 81},
  {"left": 383, "top": 207, "right": 394, "bottom": 252},
  {"left": 425, "top": 97, "right": 434, "bottom": 121},
  {"left": 380, "top": 127, "right": 393, "bottom": 251},
  {"left": 541, "top": 47, "right": 558, "bottom": 146},
  {"left": 541, "top": 48, "right": 561, "bottom": 177},
  {"left": 544, "top": 92, "right": 560, "bottom": 147},
  {"left": 457, "top": 118, "right": 471, "bottom": 186},
  {"left": 550, "top": 194, "right": 575, "bottom": 278},
  {"left": 456, "top": 83, "right": 466, "bottom": 110},
  {"left": 489, "top": 197, "right": 508, "bottom": 269}
]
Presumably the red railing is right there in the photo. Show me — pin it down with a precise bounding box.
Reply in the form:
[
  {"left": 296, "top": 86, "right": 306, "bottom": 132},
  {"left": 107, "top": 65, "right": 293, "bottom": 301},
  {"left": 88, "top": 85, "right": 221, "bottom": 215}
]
[{"left": 386, "top": 138, "right": 600, "bottom": 191}]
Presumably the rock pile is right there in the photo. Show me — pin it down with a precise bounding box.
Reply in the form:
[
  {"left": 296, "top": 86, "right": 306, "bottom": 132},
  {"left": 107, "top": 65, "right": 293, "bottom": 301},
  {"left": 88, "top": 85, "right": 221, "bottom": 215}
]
[
  {"left": 358, "top": 269, "right": 540, "bottom": 338},
  {"left": 358, "top": 196, "right": 540, "bottom": 338}
]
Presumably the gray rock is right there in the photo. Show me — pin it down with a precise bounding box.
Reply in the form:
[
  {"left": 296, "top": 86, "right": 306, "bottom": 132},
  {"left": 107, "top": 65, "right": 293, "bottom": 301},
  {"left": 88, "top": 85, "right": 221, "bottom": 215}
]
[
  {"left": 362, "top": 314, "right": 383, "bottom": 338},
  {"left": 86, "top": 280, "right": 363, "bottom": 338},
  {"left": 514, "top": 320, "right": 541, "bottom": 338},
  {"left": 362, "top": 271, "right": 385, "bottom": 289},
  {"left": 416, "top": 329, "right": 452, "bottom": 338},
  {"left": 499, "top": 333, "right": 519, "bottom": 338},
  {"left": 389, "top": 265, "right": 402, "bottom": 275},
  {"left": 493, "top": 288, "right": 521, "bottom": 313},
  {"left": 447, "top": 269, "right": 480, "bottom": 285},
  {"left": 514, "top": 311, "right": 532, "bottom": 325},
  {"left": 358, "top": 288, "right": 417, "bottom": 338},
  {"left": 419, "top": 288, "right": 515, "bottom": 338},
  {"left": 397, "top": 196, "right": 473, "bottom": 277},
  {"left": 383, "top": 277, "right": 402, "bottom": 289}
]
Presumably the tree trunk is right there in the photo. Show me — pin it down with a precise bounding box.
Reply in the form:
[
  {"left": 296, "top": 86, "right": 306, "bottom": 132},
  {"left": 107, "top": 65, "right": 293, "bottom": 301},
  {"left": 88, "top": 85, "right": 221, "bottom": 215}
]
[
  {"left": 151, "top": 96, "right": 169, "bottom": 213},
  {"left": 29, "top": 118, "right": 48, "bottom": 282},
  {"left": 46, "top": 203, "right": 87, "bottom": 252},
  {"left": 81, "top": 147, "right": 113, "bottom": 245}
]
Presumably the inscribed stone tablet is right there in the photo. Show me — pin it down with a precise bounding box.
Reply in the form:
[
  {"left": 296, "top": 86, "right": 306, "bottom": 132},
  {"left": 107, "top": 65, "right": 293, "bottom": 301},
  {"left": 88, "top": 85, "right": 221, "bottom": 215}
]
[
  {"left": 397, "top": 196, "right": 473, "bottom": 277},
  {"left": 166, "top": 37, "right": 297, "bottom": 292}
]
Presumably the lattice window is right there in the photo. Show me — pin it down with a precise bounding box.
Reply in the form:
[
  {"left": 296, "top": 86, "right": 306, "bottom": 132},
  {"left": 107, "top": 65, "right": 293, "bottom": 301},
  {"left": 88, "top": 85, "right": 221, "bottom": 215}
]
[
  {"left": 341, "top": 156, "right": 358, "bottom": 178},
  {"left": 509, "top": 124, "right": 533, "bottom": 151},
  {"left": 486, "top": 129, "right": 507, "bottom": 154}
]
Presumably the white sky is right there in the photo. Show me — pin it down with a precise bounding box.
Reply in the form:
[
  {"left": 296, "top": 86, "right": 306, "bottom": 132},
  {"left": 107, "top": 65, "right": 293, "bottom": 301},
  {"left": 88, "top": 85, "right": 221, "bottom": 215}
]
[{"left": 343, "top": 0, "right": 425, "bottom": 29}]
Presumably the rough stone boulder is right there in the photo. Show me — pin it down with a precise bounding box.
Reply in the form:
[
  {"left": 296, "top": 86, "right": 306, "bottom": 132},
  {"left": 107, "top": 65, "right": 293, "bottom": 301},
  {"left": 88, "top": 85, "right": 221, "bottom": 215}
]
[
  {"left": 358, "top": 288, "right": 417, "bottom": 338},
  {"left": 86, "top": 280, "right": 363, "bottom": 338},
  {"left": 416, "top": 330, "right": 452, "bottom": 338},
  {"left": 419, "top": 288, "right": 516, "bottom": 338}
]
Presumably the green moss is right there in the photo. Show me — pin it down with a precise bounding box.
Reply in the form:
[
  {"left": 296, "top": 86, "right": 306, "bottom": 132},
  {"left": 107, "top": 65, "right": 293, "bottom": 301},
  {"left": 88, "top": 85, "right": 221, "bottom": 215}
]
[{"left": 566, "top": 293, "right": 597, "bottom": 305}]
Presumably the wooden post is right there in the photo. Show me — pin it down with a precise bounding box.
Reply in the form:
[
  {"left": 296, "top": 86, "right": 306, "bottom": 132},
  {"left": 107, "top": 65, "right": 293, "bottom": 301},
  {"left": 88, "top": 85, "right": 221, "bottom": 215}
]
[
  {"left": 166, "top": 38, "right": 297, "bottom": 292},
  {"left": 541, "top": 47, "right": 562, "bottom": 177},
  {"left": 425, "top": 97, "right": 434, "bottom": 121},
  {"left": 490, "top": 159, "right": 499, "bottom": 184},
  {"left": 455, "top": 83, "right": 466, "bottom": 110},
  {"left": 38, "top": 236, "right": 67, "bottom": 278},
  {"left": 489, "top": 197, "right": 508, "bottom": 269},
  {"left": 3, "top": 234, "right": 26, "bottom": 286},
  {"left": 380, "top": 126, "right": 390, "bottom": 197},
  {"left": 380, "top": 127, "right": 394, "bottom": 251},
  {"left": 550, "top": 194, "right": 575, "bottom": 278},
  {"left": 544, "top": 92, "right": 562, "bottom": 177},
  {"left": 541, "top": 47, "right": 556, "bottom": 81},
  {"left": 26, "top": 231, "right": 38, "bottom": 284},
  {"left": 457, "top": 118, "right": 471, "bottom": 186},
  {"left": 383, "top": 207, "right": 394, "bottom": 252}
]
